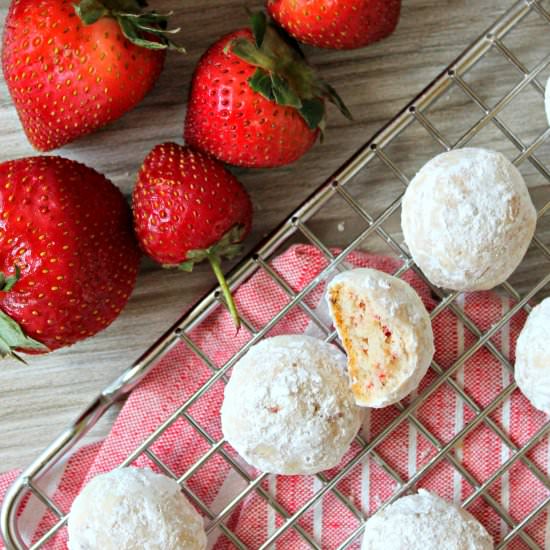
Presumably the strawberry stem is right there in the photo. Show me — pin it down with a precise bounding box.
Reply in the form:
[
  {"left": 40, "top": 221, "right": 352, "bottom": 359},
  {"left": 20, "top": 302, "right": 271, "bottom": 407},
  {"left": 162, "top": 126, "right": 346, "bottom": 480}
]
[
  {"left": 207, "top": 252, "right": 241, "bottom": 330},
  {"left": 173, "top": 225, "right": 246, "bottom": 329}
]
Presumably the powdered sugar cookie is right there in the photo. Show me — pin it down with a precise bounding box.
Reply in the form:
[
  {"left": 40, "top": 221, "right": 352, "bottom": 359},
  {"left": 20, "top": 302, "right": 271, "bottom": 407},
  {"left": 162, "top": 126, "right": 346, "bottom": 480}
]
[
  {"left": 515, "top": 297, "right": 550, "bottom": 414},
  {"left": 68, "top": 468, "right": 206, "bottom": 550},
  {"left": 221, "top": 334, "right": 362, "bottom": 475},
  {"left": 361, "top": 490, "right": 493, "bottom": 549},
  {"left": 401, "top": 148, "right": 536, "bottom": 291}
]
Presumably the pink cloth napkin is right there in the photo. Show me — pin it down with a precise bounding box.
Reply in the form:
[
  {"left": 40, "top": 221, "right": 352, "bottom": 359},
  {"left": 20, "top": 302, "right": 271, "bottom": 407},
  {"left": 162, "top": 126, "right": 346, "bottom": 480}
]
[{"left": 1, "top": 244, "right": 548, "bottom": 549}]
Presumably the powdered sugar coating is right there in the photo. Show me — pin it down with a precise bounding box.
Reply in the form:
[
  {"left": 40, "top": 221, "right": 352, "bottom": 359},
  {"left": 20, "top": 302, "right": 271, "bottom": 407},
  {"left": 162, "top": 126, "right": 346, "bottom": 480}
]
[
  {"left": 361, "top": 490, "right": 493, "bottom": 550},
  {"left": 68, "top": 468, "right": 207, "bottom": 550},
  {"left": 515, "top": 298, "right": 550, "bottom": 414},
  {"left": 221, "top": 335, "right": 363, "bottom": 475},
  {"left": 401, "top": 148, "right": 536, "bottom": 291},
  {"left": 327, "top": 268, "right": 434, "bottom": 408}
]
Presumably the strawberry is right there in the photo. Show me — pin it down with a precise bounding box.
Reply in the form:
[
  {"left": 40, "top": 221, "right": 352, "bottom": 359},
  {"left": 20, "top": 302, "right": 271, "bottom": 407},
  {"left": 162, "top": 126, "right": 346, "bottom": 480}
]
[
  {"left": 0, "top": 155, "right": 141, "bottom": 358},
  {"left": 267, "top": 0, "right": 401, "bottom": 50},
  {"left": 184, "top": 12, "right": 351, "bottom": 169},
  {"left": 132, "top": 142, "right": 253, "bottom": 327},
  {"left": 2, "top": 0, "right": 184, "bottom": 152}
]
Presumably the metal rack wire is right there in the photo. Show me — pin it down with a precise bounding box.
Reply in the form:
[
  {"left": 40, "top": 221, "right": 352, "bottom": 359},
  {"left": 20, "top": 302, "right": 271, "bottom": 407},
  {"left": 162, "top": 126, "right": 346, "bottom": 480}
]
[{"left": 3, "top": 0, "right": 550, "bottom": 548}]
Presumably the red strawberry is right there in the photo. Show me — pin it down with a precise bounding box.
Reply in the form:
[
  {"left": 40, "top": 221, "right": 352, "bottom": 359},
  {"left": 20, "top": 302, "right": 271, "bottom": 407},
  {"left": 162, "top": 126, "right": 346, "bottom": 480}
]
[
  {"left": 267, "top": 0, "right": 401, "bottom": 50},
  {"left": 0, "top": 156, "right": 141, "bottom": 358},
  {"left": 2, "top": 0, "right": 184, "bottom": 152},
  {"left": 132, "top": 142, "right": 253, "bottom": 327},
  {"left": 184, "top": 12, "right": 351, "bottom": 168}
]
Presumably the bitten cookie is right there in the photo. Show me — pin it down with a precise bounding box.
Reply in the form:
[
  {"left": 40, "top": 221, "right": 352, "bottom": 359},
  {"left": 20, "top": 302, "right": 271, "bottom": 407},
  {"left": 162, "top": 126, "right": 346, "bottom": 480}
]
[
  {"left": 67, "top": 468, "right": 207, "bottom": 550},
  {"left": 515, "top": 297, "right": 550, "bottom": 414},
  {"left": 361, "top": 490, "right": 493, "bottom": 550},
  {"left": 221, "top": 334, "right": 363, "bottom": 475},
  {"left": 327, "top": 268, "right": 434, "bottom": 408},
  {"left": 401, "top": 148, "right": 536, "bottom": 291}
]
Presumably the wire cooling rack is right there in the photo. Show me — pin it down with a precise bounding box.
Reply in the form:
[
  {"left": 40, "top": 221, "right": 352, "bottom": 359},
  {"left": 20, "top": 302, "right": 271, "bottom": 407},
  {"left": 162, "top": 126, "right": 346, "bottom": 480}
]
[{"left": 3, "top": 0, "right": 550, "bottom": 548}]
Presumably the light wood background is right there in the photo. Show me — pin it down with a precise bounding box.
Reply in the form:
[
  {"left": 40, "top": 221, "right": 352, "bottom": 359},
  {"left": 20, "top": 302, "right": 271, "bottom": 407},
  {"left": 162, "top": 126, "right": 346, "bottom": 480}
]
[{"left": 0, "top": 0, "right": 545, "bottom": 473}]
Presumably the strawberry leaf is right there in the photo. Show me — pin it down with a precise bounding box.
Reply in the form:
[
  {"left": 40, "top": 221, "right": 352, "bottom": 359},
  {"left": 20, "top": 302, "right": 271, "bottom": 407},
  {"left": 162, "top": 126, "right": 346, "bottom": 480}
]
[
  {"left": 73, "top": 0, "right": 109, "bottom": 24},
  {"left": 186, "top": 249, "right": 210, "bottom": 263},
  {"left": 270, "top": 74, "right": 302, "bottom": 108},
  {"left": 0, "top": 310, "right": 48, "bottom": 361},
  {"left": 322, "top": 82, "right": 353, "bottom": 121},
  {"left": 175, "top": 260, "right": 195, "bottom": 272},
  {"left": 116, "top": 17, "right": 171, "bottom": 50},
  {"left": 227, "top": 39, "right": 273, "bottom": 69},
  {"left": 2, "top": 265, "right": 20, "bottom": 292},
  {"left": 74, "top": 0, "right": 186, "bottom": 52},
  {"left": 0, "top": 265, "right": 21, "bottom": 292},
  {"left": 214, "top": 225, "right": 246, "bottom": 254},
  {"left": 250, "top": 11, "right": 267, "bottom": 48},
  {"left": 116, "top": 16, "right": 140, "bottom": 40},
  {"left": 228, "top": 12, "right": 351, "bottom": 132},
  {"left": 249, "top": 69, "right": 275, "bottom": 101},
  {"left": 299, "top": 98, "right": 325, "bottom": 130}
]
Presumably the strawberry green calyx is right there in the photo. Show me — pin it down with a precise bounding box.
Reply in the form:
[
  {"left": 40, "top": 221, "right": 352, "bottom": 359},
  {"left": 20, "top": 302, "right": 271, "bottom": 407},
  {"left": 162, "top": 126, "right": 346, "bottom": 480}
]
[
  {"left": 74, "top": 0, "right": 186, "bottom": 52},
  {"left": 173, "top": 226, "right": 246, "bottom": 329},
  {"left": 0, "top": 310, "right": 48, "bottom": 363},
  {"left": 0, "top": 266, "right": 48, "bottom": 361},
  {"left": 227, "top": 12, "right": 352, "bottom": 131},
  {"left": 0, "top": 265, "right": 20, "bottom": 292}
]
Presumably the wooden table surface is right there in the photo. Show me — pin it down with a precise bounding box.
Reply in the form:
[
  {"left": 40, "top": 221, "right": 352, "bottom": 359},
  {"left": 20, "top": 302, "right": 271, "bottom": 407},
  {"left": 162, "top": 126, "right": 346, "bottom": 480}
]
[{"left": 0, "top": 0, "right": 527, "bottom": 472}]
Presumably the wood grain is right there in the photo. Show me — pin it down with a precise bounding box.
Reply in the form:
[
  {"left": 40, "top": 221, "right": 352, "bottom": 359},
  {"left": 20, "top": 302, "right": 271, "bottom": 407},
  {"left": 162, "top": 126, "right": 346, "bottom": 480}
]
[{"left": 0, "top": 0, "right": 540, "bottom": 472}]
